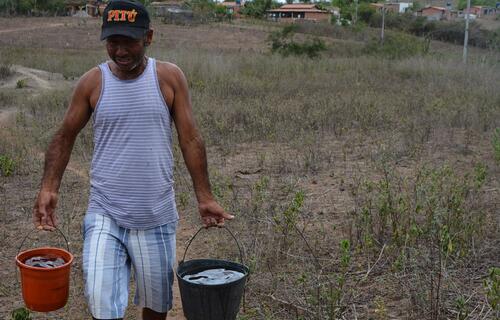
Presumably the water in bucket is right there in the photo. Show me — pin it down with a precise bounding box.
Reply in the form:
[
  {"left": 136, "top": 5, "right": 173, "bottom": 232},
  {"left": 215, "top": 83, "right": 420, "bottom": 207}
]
[
  {"left": 183, "top": 268, "right": 245, "bottom": 285},
  {"left": 24, "top": 255, "right": 65, "bottom": 268}
]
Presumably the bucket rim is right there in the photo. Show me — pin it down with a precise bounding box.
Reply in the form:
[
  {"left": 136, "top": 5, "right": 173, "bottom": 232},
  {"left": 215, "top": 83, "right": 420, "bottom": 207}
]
[
  {"left": 177, "top": 258, "right": 249, "bottom": 271},
  {"left": 176, "top": 258, "right": 250, "bottom": 286},
  {"left": 16, "top": 247, "right": 74, "bottom": 271},
  {"left": 176, "top": 261, "right": 249, "bottom": 289}
]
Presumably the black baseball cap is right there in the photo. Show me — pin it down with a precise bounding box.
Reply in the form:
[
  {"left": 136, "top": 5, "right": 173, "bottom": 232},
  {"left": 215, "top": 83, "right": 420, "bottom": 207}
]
[{"left": 101, "top": 0, "right": 150, "bottom": 41}]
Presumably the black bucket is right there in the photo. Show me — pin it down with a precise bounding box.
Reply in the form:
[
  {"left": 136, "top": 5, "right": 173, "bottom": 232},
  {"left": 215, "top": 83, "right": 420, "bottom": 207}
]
[{"left": 176, "top": 226, "right": 249, "bottom": 320}]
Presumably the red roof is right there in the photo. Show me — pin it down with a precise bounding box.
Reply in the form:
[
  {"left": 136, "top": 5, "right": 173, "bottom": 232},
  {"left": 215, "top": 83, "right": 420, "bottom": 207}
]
[
  {"left": 422, "top": 6, "right": 447, "bottom": 11},
  {"left": 221, "top": 2, "right": 238, "bottom": 7},
  {"left": 280, "top": 4, "right": 317, "bottom": 9},
  {"left": 267, "top": 4, "right": 328, "bottom": 13}
]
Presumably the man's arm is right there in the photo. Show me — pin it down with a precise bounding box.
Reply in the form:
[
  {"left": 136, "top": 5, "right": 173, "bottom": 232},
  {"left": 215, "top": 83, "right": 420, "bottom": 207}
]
[
  {"left": 33, "top": 68, "right": 99, "bottom": 230},
  {"left": 157, "top": 62, "right": 233, "bottom": 227}
]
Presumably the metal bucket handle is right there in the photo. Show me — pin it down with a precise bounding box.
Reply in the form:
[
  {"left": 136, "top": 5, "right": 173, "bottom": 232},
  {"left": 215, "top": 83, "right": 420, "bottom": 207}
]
[
  {"left": 17, "top": 227, "right": 71, "bottom": 256},
  {"left": 180, "top": 225, "right": 244, "bottom": 265}
]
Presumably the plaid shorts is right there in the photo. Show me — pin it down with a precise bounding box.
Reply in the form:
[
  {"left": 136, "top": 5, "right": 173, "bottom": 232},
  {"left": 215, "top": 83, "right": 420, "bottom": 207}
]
[{"left": 82, "top": 212, "right": 177, "bottom": 319}]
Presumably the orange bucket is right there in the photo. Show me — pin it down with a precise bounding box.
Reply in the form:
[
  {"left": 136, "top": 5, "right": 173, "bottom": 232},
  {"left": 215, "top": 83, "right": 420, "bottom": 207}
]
[{"left": 15, "top": 229, "right": 74, "bottom": 312}]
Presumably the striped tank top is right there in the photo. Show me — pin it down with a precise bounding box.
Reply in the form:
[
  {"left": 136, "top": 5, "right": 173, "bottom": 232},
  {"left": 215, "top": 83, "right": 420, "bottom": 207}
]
[{"left": 88, "top": 57, "right": 178, "bottom": 229}]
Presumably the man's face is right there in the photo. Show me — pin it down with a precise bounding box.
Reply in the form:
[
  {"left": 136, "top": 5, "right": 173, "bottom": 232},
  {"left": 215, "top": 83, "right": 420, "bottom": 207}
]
[{"left": 105, "top": 32, "right": 152, "bottom": 72}]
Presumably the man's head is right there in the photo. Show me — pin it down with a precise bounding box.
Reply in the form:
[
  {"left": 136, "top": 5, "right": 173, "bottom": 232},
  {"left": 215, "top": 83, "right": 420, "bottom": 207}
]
[
  {"left": 101, "top": 0, "right": 150, "bottom": 41},
  {"left": 101, "top": 0, "right": 153, "bottom": 72}
]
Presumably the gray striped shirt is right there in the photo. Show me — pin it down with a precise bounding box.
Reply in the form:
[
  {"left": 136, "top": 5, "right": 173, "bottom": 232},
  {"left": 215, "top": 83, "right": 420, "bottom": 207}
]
[{"left": 88, "top": 58, "right": 178, "bottom": 229}]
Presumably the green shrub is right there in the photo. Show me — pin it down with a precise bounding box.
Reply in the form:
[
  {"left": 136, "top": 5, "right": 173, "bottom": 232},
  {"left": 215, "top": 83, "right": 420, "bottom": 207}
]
[
  {"left": 11, "top": 307, "right": 31, "bottom": 320},
  {"left": 2, "top": 0, "right": 65, "bottom": 15},
  {"left": 241, "top": 0, "right": 277, "bottom": 18},
  {"left": 484, "top": 267, "right": 500, "bottom": 312},
  {"left": 358, "top": 2, "right": 375, "bottom": 24},
  {"left": 492, "top": 128, "right": 500, "bottom": 165},
  {"left": 366, "top": 11, "right": 500, "bottom": 50},
  {"left": 16, "top": 79, "right": 27, "bottom": 89},
  {"left": 363, "top": 32, "right": 428, "bottom": 59},
  {"left": 0, "top": 155, "right": 15, "bottom": 176},
  {"left": 268, "top": 25, "right": 327, "bottom": 58},
  {"left": 353, "top": 163, "right": 487, "bottom": 256}
]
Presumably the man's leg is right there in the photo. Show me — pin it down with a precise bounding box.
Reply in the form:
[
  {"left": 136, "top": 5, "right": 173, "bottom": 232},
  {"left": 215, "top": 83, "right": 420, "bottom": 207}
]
[
  {"left": 142, "top": 308, "right": 168, "bottom": 320},
  {"left": 83, "top": 212, "right": 131, "bottom": 319},
  {"left": 127, "top": 221, "right": 178, "bottom": 320}
]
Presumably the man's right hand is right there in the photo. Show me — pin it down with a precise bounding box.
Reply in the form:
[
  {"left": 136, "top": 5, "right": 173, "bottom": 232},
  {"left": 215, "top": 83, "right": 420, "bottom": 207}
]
[{"left": 33, "top": 190, "right": 59, "bottom": 231}]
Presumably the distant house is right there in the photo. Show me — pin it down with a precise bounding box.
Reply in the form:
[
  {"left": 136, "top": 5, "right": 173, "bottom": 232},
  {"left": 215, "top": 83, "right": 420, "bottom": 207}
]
[
  {"left": 419, "top": 6, "right": 449, "bottom": 20},
  {"left": 65, "top": 0, "right": 86, "bottom": 15},
  {"left": 220, "top": 1, "right": 244, "bottom": 17},
  {"left": 65, "top": 0, "right": 105, "bottom": 17},
  {"left": 369, "top": 2, "right": 413, "bottom": 14},
  {"left": 468, "top": 5, "right": 496, "bottom": 17},
  {"left": 267, "top": 4, "right": 332, "bottom": 22},
  {"left": 151, "top": 1, "right": 184, "bottom": 17},
  {"left": 85, "top": 0, "right": 103, "bottom": 16}
]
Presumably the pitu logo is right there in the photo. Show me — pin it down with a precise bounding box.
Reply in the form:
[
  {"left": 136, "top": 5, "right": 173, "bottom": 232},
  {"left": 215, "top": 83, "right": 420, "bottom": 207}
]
[{"left": 107, "top": 9, "right": 138, "bottom": 22}]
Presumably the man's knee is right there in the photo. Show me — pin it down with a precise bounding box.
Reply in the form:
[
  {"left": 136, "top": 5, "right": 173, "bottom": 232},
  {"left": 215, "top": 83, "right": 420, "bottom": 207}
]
[{"left": 93, "top": 318, "right": 123, "bottom": 320}]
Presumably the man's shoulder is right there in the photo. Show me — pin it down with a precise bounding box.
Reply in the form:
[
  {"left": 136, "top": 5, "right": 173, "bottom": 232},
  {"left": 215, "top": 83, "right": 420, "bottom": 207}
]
[
  {"left": 77, "top": 67, "right": 102, "bottom": 90},
  {"left": 155, "top": 60, "right": 185, "bottom": 84},
  {"left": 81, "top": 67, "right": 102, "bottom": 84},
  {"left": 72, "top": 67, "right": 102, "bottom": 102}
]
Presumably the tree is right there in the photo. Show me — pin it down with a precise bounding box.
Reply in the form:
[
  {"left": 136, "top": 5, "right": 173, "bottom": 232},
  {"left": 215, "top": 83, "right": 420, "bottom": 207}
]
[
  {"left": 241, "top": 0, "right": 277, "bottom": 18},
  {"left": 457, "top": 0, "right": 496, "bottom": 10},
  {"left": 358, "top": 2, "right": 375, "bottom": 23}
]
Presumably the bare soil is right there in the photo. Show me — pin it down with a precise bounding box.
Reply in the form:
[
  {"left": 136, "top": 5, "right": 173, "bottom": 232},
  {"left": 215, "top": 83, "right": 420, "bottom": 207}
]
[
  {"left": 0, "top": 16, "right": 498, "bottom": 320},
  {"left": 0, "top": 17, "right": 272, "bottom": 320}
]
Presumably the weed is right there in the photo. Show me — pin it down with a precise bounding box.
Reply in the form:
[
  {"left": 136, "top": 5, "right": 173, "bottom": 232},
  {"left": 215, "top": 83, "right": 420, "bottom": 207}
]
[
  {"left": 15, "top": 79, "right": 27, "bottom": 89},
  {"left": 178, "top": 192, "right": 190, "bottom": 210},
  {"left": 0, "top": 155, "right": 15, "bottom": 176},
  {"left": 492, "top": 128, "right": 500, "bottom": 165},
  {"left": 373, "top": 296, "right": 388, "bottom": 320},
  {"left": 484, "top": 267, "right": 500, "bottom": 312},
  {"left": 11, "top": 308, "right": 31, "bottom": 320},
  {"left": 273, "top": 190, "right": 304, "bottom": 237},
  {"left": 454, "top": 295, "right": 469, "bottom": 320}
]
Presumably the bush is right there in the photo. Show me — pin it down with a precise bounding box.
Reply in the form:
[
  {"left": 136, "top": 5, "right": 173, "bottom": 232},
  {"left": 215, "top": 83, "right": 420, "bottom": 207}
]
[
  {"left": 1, "top": 0, "right": 65, "bottom": 15},
  {"left": 11, "top": 308, "right": 31, "bottom": 320},
  {"left": 0, "top": 155, "right": 15, "bottom": 176},
  {"left": 363, "top": 32, "right": 428, "bottom": 59},
  {"left": 241, "top": 0, "right": 277, "bottom": 18},
  {"left": 492, "top": 128, "right": 500, "bottom": 165},
  {"left": 358, "top": 2, "right": 375, "bottom": 24},
  {"left": 366, "top": 11, "right": 500, "bottom": 50},
  {"left": 268, "top": 25, "right": 327, "bottom": 58},
  {"left": 16, "top": 79, "right": 27, "bottom": 89}
]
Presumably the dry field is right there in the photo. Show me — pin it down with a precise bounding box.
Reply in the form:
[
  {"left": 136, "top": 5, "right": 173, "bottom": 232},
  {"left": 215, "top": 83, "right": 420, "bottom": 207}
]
[{"left": 0, "top": 16, "right": 499, "bottom": 320}]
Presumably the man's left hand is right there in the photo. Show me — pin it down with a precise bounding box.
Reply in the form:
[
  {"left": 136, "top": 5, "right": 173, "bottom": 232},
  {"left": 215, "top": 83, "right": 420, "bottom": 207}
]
[{"left": 199, "top": 200, "right": 234, "bottom": 227}]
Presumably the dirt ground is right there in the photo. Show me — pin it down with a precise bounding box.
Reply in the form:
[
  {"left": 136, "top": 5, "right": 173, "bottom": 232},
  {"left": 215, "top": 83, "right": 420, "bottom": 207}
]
[
  {"left": 1, "top": 16, "right": 499, "bottom": 320},
  {"left": 0, "top": 16, "right": 273, "bottom": 320},
  {"left": 0, "top": 17, "right": 269, "bottom": 52}
]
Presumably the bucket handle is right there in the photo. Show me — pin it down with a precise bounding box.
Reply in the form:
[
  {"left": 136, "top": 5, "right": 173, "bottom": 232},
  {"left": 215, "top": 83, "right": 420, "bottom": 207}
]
[
  {"left": 180, "top": 226, "right": 244, "bottom": 265},
  {"left": 17, "top": 227, "right": 71, "bottom": 256}
]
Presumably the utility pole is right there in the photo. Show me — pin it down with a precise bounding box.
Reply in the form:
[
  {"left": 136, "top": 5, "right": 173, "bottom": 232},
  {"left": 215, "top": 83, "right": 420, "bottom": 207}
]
[
  {"left": 463, "top": 0, "right": 471, "bottom": 63},
  {"left": 354, "top": 0, "right": 358, "bottom": 24},
  {"left": 380, "top": 3, "right": 385, "bottom": 44}
]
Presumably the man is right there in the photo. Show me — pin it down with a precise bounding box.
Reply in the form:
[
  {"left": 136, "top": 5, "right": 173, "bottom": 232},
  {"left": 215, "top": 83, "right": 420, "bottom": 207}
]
[{"left": 32, "top": 1, "right": 233, "bottom": 319}]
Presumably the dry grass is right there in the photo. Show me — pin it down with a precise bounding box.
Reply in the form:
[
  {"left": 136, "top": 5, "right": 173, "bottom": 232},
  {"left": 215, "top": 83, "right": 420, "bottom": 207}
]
[{"left": 0, "top": 17, "right": 499, "bottom": 319}]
